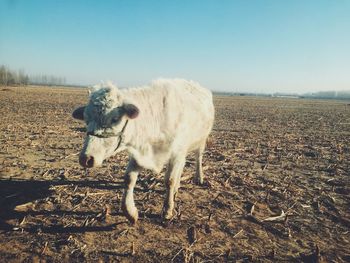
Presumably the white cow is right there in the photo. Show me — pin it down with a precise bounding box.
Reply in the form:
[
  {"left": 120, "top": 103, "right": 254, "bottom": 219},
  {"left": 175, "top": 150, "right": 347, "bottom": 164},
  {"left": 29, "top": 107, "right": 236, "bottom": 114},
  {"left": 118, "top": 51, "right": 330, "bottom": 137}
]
[{"left": 72, "top": 79, "right": 215, "bottom": 223}]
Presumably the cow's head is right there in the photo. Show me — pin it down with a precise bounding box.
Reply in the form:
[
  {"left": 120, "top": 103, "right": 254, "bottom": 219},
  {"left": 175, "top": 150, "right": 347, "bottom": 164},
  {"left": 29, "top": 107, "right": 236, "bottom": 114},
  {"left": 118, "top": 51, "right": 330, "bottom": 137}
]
[{"left": 72, "top": 83, "right": 139, "bottom": 168}]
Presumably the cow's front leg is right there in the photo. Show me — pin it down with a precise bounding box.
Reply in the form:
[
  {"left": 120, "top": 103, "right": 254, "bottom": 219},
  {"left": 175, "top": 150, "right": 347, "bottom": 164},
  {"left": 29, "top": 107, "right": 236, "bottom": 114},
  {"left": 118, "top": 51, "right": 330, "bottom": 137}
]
[
  {"left": 121, "top": 158, "right": 141, "bottom": 224},
  {"left": 163, "top": 155, "right": 186, "bottom": 220}
]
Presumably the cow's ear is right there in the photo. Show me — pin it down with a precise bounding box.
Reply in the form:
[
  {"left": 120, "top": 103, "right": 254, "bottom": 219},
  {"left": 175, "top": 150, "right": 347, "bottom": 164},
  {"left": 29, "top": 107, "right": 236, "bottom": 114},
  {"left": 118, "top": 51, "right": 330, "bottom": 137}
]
[
  {"left": 123, "top": 104, "right": 139, "bottom": 119},
  {"left": 72, "top": 106, "right": 85, "bottom": 120}
]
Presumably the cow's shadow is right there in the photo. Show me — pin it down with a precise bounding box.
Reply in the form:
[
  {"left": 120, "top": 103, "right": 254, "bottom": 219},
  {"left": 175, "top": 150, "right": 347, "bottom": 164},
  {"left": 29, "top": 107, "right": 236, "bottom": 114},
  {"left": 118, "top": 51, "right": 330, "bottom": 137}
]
[
  {"left": 0, "top": 178, "right": 127, "bottom": 233},
  {"left": 70, "top": 127, "right": 86, "bottom": 133}
]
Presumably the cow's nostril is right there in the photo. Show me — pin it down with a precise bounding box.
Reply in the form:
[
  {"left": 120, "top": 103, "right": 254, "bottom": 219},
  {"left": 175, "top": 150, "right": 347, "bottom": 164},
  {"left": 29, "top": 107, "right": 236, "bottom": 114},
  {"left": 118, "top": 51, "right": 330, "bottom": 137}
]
[
  {"left": 86, "top": 156, "right": 94, "bottom": 168},
  {"left": 79, "top": 154, "right": 94, "bottom": 168}
]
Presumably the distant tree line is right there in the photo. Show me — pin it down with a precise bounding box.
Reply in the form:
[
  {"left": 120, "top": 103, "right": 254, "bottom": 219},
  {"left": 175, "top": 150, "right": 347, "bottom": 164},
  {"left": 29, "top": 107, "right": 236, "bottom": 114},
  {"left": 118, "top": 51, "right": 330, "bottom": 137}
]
[
  {"left": 0, "top": 65, "right": 66, "bottom": 86},
  {"left": 29, "top": 74, "right": 66, "bottom": 86},
  {"left": 214, "top": 90, "right": 350, "bottom": 100},
  {"left": 0, "top": 65, "right": 29, "bottom": 85},
  {"left": 301, "top": 91, "right": 350, "bottom": 100}
]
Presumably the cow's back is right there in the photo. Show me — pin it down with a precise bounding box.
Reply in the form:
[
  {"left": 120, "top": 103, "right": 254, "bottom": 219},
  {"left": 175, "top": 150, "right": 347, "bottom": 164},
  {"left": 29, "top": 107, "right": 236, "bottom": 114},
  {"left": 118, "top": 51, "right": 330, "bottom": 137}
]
[
  {"left": 125, "top": 78, "right": 214, "bottom": 151},
  {"left": 155, "top": 79, "right": 214, "bottom": 152}
]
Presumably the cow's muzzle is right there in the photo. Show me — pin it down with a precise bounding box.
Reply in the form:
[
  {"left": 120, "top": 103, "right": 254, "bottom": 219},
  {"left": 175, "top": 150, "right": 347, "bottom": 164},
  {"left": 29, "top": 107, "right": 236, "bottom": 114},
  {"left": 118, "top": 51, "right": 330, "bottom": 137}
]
[{"left": 79, "top": 154, "right": 95, "bottom": 168}]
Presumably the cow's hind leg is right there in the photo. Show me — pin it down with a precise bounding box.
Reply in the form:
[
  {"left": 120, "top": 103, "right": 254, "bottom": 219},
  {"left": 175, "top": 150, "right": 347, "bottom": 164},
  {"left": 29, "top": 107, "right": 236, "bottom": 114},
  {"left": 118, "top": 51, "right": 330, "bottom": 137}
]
[
  {"left": 121, "top": 158, "right": 141, "bottom": 224},
  {"left": 194, "top": 140, "right": 206, "bottom": 185},
  {"left": 163, "top": 155, "right": 186, "bottom": 220}
]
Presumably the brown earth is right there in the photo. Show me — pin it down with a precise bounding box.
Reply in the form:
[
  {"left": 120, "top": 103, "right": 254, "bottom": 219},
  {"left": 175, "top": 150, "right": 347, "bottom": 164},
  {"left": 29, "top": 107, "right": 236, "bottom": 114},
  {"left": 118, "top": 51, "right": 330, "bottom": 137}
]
[{"left": 0, "top": 86, "right": 349, "bottom": 262}]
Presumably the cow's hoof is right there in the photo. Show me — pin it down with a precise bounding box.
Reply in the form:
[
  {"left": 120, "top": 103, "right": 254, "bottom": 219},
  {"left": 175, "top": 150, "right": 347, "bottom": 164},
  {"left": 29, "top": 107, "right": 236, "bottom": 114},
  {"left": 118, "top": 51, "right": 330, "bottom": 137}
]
[
  {"left": 162, "top": 208, "right": 173, "bottom": 220},
  {"left": 122, "top": 205, "right": 138, "bottom": 225},
  {"left": 126, "top": 213, "right": 138, "bottom": 225},
  {"left": 194, "top": 177, "right": 204, "bottom": 186}
]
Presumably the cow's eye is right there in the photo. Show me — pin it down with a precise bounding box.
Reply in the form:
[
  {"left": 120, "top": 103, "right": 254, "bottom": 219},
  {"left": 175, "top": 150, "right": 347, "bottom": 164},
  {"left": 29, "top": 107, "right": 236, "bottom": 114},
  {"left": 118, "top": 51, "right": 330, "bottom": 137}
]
[{"left": 111, "top": 117, "right": 120, "bottom": 125}]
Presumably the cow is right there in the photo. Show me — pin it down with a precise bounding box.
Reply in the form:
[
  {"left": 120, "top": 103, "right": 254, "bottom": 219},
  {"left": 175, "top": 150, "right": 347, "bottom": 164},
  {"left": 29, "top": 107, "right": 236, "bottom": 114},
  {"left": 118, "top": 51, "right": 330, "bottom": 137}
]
[{"left": 72, "top": 79, "right": 215, "bottom": 224}]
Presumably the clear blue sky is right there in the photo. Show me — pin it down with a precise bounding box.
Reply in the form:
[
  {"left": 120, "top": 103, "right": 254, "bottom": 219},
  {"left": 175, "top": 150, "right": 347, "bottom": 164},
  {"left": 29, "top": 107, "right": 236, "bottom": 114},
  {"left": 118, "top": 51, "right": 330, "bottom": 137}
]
[{"left": 1, "top": 0, "right": 349, "bottom": 93}]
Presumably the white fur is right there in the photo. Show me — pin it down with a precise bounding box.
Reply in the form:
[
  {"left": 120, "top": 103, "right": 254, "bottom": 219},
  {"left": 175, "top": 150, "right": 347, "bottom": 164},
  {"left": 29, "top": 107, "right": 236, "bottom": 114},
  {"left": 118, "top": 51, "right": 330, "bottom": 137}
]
[{"left": 77, "top": 78, "right": 215, "bottom": 223}]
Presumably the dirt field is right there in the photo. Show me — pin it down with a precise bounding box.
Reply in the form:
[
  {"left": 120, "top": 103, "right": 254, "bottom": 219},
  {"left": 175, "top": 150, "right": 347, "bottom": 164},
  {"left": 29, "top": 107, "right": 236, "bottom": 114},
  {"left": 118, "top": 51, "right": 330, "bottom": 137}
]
[{"left": 0, "top": 86, "right": 349, "bottom": 262}]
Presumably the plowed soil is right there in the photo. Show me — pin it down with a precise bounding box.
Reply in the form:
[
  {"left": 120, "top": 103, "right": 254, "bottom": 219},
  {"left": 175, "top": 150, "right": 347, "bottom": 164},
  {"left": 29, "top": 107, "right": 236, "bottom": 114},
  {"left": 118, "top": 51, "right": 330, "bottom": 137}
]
[{"left": 0, "top": 86, "right": 349, "bottom": 262}]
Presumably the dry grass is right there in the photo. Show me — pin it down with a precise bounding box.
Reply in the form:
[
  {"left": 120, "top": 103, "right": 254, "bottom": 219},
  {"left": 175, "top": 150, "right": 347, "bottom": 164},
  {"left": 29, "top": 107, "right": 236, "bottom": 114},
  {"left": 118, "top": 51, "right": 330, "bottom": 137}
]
[{"left": 0, "top": 86, "right": 349, "bottom": 262}]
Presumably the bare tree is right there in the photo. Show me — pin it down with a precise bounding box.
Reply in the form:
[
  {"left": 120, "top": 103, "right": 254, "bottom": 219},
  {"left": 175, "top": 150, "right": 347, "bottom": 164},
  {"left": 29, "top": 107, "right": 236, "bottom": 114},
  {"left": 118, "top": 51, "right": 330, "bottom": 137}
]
[{"left": 0, "top": 65, "right": 67, "bottom": 86}]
